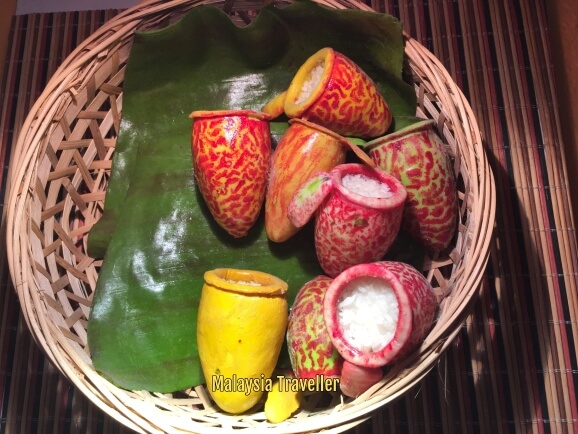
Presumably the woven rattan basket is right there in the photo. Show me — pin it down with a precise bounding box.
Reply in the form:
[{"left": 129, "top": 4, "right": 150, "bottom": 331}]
[{"left": 6, "top": 0, "right": 495, "bottom": 432}]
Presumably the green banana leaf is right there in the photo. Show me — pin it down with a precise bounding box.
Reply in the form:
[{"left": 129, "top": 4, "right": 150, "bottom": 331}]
[{"left": 87, "top": 0, "right": 417, "bottom": 393}]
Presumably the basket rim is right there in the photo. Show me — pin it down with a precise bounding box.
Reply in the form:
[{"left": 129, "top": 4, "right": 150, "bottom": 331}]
[{"left": 4, "top": 0, "right": 496, "bottom": 433}]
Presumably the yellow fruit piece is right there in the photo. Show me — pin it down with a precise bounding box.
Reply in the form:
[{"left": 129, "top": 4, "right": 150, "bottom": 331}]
[
  {"left": 261, "top": 90, "right": 287, "bottom": 118},
  {"left": 197, "top": 268, "right": 288, "bottom": 414},
  {"left": 265, "top": 378, "right": 302, "bottom": 423}
]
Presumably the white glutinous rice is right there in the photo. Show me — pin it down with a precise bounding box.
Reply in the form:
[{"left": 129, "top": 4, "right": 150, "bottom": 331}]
[
  {"left": 296, "top": 64, "right": 324, "bottom": 105},
  {"left": 226, "top": 279, "right": 261, "bottom": 286},
  {"left": 337, "top": 277, "right": 399, "bottom": 353},
  {"left": 342, "top": 174, "right": 393, "bottom": 198}
]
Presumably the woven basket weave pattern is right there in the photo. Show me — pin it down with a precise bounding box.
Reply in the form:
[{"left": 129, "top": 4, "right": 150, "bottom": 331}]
[{"left": 6, "top": 0, "right": 495, "bottom": 432}]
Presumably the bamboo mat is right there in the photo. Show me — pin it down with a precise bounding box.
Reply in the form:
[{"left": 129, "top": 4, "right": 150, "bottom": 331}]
[{"left": 1, "top": 1, "right": 577, "bottom": 433}]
